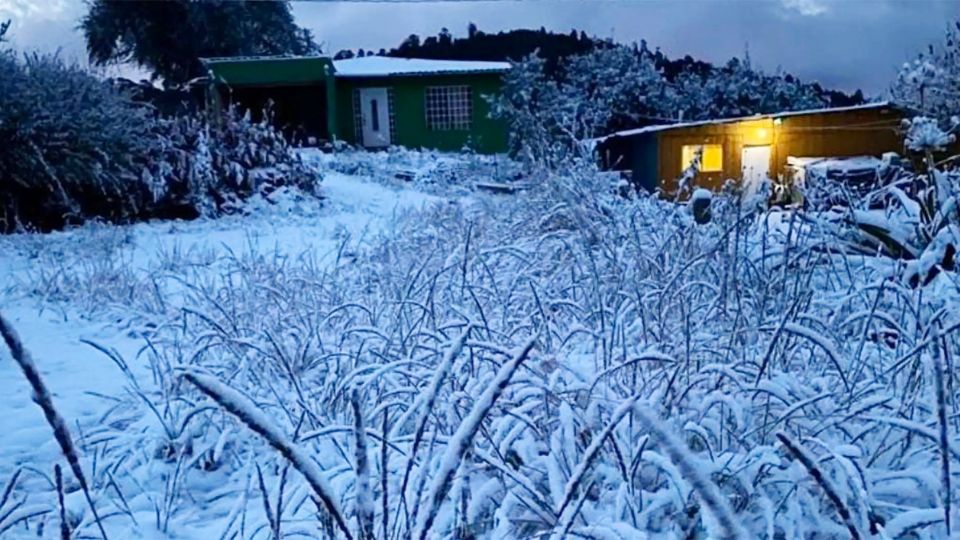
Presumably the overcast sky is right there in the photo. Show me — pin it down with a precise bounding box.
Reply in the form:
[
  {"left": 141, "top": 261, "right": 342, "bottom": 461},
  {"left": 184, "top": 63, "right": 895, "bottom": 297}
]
[{"left": 1, "top": 0, "right": 956, "bottom": 94}]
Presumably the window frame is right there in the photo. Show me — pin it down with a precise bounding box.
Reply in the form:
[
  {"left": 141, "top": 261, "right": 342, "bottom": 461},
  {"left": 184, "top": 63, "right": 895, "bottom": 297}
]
[{"left": 424, "top": 85, "right": 473, "bottom": 132}]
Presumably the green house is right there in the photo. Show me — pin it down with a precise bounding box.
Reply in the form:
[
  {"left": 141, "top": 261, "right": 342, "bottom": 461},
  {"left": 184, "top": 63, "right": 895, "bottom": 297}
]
[{"left": 201, "top": 55, "right": 510, "bottom": 154}]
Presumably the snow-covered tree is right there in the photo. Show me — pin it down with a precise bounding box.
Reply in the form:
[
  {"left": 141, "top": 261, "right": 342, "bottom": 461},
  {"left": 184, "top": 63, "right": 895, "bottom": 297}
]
[
  {"left": 495, "top": 44, "right": 835, "bottom": 170},
  {"left": 82, "top": 0, "right": 316, "bottom": 87},
  {"left": 677, "top": 55, "right": 826, "bottom": 121},
  {"left": 893, "top": 20, "right": 960, "bottom": 124},
  {"left": 559, "top": 44, "right": 673, "bottom": 134},
  {"left": 489, "top": 54, "right": 565, "bottom": 168},
  {"left": 492, "top": 46, "right": 672, "bottom": 169}
]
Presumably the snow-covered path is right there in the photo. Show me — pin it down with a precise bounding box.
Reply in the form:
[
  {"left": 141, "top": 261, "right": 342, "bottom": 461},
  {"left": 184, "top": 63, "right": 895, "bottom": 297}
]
[{"left": 0, "top": 170, "right": 440, "bottom": 537}]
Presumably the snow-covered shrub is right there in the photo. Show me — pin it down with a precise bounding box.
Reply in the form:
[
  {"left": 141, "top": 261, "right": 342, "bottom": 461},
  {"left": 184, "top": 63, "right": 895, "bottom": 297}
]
[
  {"left": 0, "top": 51, "right": 159, "bottom": 232},
  {"left": 905, "top": 116, "right": 957, "bottom": 153},
  {"left": 0, "top": 49, "right": 320, "bottom": 232},
  {"left": 145, "top": 107, "right": 321, "bottom": 217}
]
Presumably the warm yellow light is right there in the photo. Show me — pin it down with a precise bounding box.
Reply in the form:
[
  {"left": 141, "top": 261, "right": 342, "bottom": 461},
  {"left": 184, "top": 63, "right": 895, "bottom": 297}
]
[
  {"left": 757, "top": 128, "right": 768, "bottom": 139},
  {"left": 681, "top": 144, "right": 723, "bottom": 173}
]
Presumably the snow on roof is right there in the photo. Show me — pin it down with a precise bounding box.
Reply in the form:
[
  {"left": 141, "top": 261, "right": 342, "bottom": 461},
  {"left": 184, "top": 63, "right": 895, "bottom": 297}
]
[
  {"left": 598, "top": 101, "right": 897, "bottom": 141},
  {"left": 332, "top": 57, "right": 511, "bottom": 78},
  {"left": 201, "top": 54, "right": 329, "bottom": 64}
]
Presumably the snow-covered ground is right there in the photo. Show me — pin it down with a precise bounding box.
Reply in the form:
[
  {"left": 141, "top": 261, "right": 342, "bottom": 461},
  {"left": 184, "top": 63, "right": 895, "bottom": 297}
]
[
  {"left": 2, "top": 150, "right": 960, "bottom": 539},
  {"left": 0, "top": 160, "right": 449, "bottom": 538}
]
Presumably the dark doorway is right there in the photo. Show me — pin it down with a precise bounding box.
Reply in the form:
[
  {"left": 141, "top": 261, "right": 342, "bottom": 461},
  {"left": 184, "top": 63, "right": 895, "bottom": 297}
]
[{"left": 222, "top": 84, "right": 329, "bottom": 145}]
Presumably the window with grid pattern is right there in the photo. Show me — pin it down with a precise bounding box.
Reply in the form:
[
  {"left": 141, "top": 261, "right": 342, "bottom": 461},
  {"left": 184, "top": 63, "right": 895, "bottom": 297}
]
[{"left": 425, "top": 86, "right": 473, "bottom": 131}]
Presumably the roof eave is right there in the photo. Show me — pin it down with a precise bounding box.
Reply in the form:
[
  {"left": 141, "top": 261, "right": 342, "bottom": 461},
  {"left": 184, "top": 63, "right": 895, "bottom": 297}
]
[{"left": 333, "top": 69, "right": 509, "bottom": 78}]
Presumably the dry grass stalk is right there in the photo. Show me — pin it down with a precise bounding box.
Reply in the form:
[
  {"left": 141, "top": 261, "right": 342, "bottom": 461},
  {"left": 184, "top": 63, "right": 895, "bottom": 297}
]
[
  {"left": 181, "top": 370, "right": 354, "bottom": 540},
  {"left": 413, "top": 336, "right": 537, "bottom": 540},
  {"left": 0, "top": 312, "right": 109, "bottom": 540},
  {"left": 776, "top": 431, "right": 861, "bottom": 540}
]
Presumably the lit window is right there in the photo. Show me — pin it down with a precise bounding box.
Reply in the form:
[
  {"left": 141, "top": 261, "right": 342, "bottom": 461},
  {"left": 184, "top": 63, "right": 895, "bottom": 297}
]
[
  {"left": 681, "top": 144, "right": 723, "bottom": 173},
  {"left": 425, "top": 86, "right": 473, "bottom": 131}
]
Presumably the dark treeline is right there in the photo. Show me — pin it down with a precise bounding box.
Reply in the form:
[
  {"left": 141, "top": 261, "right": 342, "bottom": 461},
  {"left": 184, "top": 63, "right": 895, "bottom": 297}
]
[{"left": 335, "top": 25, "right": 864, "bottom": 109}]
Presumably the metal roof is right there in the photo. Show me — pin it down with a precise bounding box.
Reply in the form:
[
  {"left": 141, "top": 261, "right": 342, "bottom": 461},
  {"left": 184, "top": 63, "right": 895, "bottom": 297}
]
[
  {"left": 598, "top": 101, "right": 898, "bottom": 141},
  {"left": 331, "top": 57, "right": 511, "bottom": 78},
  {"left": 201, "top": 55, "right": 510, "bottom": 85}
]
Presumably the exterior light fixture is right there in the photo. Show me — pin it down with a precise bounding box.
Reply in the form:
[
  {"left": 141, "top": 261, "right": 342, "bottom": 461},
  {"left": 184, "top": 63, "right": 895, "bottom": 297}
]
[{"left": 773, "top": 118, "right": 783, "bottom": 126}]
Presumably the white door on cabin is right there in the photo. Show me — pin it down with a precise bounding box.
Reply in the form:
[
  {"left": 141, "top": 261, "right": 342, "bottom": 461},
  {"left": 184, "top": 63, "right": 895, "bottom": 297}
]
[
  {"left": 741, "top": 145, "right": 771, "bottom": 198},
  {"left": 359, "top": 87, "right": 391, "bottom": 148}
]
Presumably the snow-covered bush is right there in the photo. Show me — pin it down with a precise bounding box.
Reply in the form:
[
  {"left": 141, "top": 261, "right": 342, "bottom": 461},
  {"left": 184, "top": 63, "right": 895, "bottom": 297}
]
[
  {"left": 15, "top": 147, "right": 960, "bottom": 538},
  {"left": 0, "top": 51, "right": 159, "bottom": 232},
  {"left": 11, "top": 83, "right": 960, "bottom": 539},
  {"left": 0, "top": 49, "right": 320, "bottom": 232},
  {"left": 145, "top": 107, "right": 321, "bottom": 217}
]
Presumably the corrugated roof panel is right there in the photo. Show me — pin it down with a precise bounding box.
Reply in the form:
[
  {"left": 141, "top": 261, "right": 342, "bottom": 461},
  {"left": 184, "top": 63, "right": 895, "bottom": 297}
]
[{"left": 332, "top": 57, "right": 511, "bottom": 78}]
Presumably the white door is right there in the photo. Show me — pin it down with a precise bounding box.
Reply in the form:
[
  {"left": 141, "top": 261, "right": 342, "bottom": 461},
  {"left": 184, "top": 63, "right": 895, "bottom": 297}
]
[
  {"left": 741, "top": 145, "right": 771, "bottom": 198},
  {"left": 359, "top": 88, "right": 391, "bottom": 148}
]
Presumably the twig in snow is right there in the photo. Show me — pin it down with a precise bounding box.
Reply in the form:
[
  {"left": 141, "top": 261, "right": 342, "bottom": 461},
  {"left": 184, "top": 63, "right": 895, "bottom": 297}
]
[
  {"left": 255, "top": 463, "right": 277, "bottom": 540},
  {"left": 380, "top": 410, "right": 389, "bottom": 540},
  {"left": 56, "top": 465, "right": 70, "bottom": 540},
  {"left": 932, "top": 329, "right": 951, "bottom": 536},
  {"left": 633, "top": 404, "right": 744, "bottom": 540},
  {"left": 555, "top": 393, "right": 640, "bottom": 520},
  {"left": 397, "top": 326, "right": 472, "bottom": 514}
]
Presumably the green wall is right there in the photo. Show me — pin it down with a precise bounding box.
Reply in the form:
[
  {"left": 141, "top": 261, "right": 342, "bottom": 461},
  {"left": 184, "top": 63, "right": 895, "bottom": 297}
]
[
  {"left": 334, "top": 73, "right": 508, "bottom": 154},
  {"left": 206, "top": 57, "right": 334, "bottom": 86}
]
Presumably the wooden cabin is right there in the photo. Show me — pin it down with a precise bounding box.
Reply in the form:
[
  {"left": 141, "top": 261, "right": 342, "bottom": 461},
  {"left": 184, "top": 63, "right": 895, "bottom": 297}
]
[{"left": 597, "top": 102, "right": 913, "bottom": 195}]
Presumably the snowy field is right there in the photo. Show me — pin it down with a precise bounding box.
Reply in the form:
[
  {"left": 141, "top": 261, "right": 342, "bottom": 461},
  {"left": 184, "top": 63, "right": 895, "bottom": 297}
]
[{"left": 2, "top": 149, "right": 960, "bottom": 539}]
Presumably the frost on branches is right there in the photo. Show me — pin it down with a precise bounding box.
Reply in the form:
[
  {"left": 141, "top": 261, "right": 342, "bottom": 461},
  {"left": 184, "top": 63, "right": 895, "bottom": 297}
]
[
  {"left": 892, "top": 20, "right": 960, "bottom": 124},
  {"left": 904, "top": 116, "right": 958, "bottom": 153}
]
